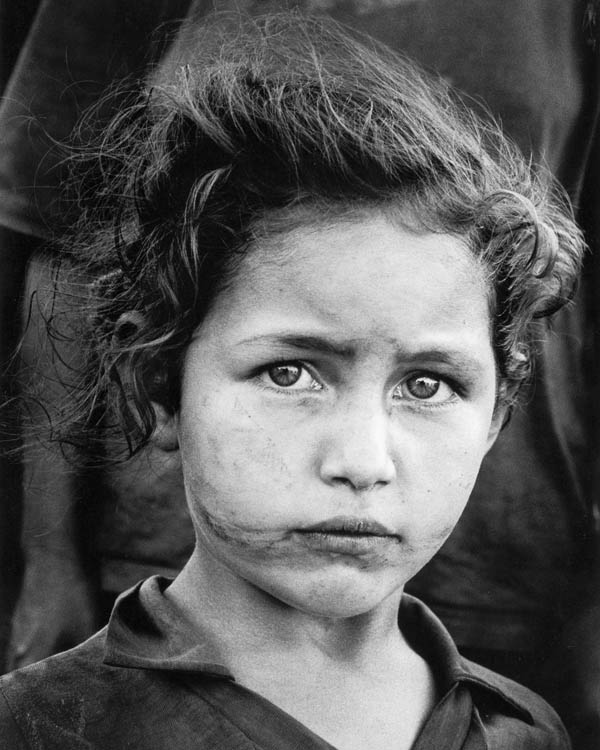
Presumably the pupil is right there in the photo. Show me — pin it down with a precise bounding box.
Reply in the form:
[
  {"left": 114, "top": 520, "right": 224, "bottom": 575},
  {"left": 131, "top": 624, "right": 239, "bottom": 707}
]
[
  {"left": 269, "top": 364, "right": 301, "bottom": 387},
  {"left": 408, "top": 376, "right": 439, "bottom": 399}
]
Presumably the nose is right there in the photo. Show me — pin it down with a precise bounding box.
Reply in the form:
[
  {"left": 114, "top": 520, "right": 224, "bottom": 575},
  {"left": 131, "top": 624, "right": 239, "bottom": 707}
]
[{"left": 318, "top": 398, "right": 396, "bottom": 492}]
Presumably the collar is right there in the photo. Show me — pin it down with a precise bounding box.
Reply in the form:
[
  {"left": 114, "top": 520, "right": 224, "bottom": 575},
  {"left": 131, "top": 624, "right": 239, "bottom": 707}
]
[
  {"left": 103, "top": 576, "right": 232, "bottom": 678},
  {"left": 398, "top": 592, "right": 535, "bottom": 725},
  {"left": 104, "top": 576, "right": 534, "bottom": 724}
]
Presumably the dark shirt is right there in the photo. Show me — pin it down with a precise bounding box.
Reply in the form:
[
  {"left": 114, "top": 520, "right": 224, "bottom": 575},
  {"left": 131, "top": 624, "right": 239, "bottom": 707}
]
[{"left": 0, "top": 577, "right": 571, "bottom": 749}]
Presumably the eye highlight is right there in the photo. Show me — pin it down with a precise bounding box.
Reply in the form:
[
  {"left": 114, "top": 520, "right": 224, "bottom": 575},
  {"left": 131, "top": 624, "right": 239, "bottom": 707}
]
[
  {"left": 393, "top": 374, "right": 456, "bottom": 404},
  {"left": 258, "top": 362, "right": 323, "bottom": 392}
]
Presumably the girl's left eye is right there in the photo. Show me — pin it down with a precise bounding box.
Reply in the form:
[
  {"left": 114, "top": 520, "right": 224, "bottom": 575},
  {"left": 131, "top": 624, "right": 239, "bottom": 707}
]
[
  {"left": 259, "top": 362, "right": 323, "bottom": 391},
  {"left": 393, "top": 374, "right": 456, "bottom": 403}
]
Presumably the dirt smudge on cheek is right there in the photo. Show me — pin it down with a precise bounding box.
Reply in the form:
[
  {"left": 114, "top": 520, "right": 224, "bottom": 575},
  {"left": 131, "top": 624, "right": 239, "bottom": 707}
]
[
  {"left": 195, "top": 504, "right": 290, "bottom": 551},
  {"left": 232, "top": 396, "right": 295, "bottom": 482}
]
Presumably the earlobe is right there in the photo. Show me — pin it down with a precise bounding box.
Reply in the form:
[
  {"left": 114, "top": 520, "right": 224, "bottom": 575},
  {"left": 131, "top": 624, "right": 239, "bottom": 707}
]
[{"left": 151, "top": 401, "right": 179, "bottom": 452}]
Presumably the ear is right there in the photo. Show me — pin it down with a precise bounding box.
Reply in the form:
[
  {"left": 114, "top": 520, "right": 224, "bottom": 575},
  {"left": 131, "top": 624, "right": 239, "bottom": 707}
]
[
  {"left": 151, "top": 400, "right": 179, "bottom": 452},
  {"left": 485, "top": 393, "right": 512, "bottom": 454},
  {"left": 113, "top": 311, "right": 179, "bottom": 452}
]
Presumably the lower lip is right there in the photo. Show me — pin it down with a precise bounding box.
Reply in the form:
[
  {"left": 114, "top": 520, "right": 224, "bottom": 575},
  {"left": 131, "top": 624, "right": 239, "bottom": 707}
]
[{"left": 293, "top": 531, "right": 398, "bottom": 555}]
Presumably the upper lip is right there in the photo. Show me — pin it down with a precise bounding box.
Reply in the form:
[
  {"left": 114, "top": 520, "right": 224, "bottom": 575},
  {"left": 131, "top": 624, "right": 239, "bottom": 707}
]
[{"left": 298, "top": 516, "right": 396, "bottom": 536}]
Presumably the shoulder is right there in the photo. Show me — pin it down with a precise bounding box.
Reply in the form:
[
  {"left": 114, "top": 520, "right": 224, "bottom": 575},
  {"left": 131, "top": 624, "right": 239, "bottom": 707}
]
[
  {"left": 0, "top": 629, "right": 248, "bottom": 750},
  {"left": 0, "top": 630, "right": 112, "bottom": 748},
  {"left": 0, "top": 628, "right": 117, "bottom": 704},
  {"left": 462, "top": 658, "right": 572, "bottom": 749},
  {"left": 0, "top": 629, "right": 175, "bottom": 749}
]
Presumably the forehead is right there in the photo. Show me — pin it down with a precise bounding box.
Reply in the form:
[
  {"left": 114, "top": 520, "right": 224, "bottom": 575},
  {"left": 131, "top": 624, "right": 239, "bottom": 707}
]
[{"left": 199, "top": 210, "right": 492, "bottom": 364}]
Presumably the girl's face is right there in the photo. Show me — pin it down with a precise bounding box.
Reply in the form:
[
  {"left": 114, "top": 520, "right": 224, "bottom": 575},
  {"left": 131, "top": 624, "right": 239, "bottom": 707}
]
[{"left": 176, "top": 210, "right": 502, "bottom": 618}]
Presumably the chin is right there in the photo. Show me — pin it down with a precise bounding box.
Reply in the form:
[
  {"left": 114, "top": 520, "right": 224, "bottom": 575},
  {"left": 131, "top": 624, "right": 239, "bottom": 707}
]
[
  {"left": 267, "top": 571, "right": 404, "bottom": 620},
  {"left": 300, "top": 599, "right": 383, "bottom": 619},
  {"left": 297, "top": 592, "right": 397, "bottom": 619}
]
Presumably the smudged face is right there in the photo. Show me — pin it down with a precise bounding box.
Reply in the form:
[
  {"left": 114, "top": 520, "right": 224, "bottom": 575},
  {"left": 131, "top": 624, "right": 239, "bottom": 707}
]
[{"left": 176, "top": 210, "right": 502, "bottom": 618}]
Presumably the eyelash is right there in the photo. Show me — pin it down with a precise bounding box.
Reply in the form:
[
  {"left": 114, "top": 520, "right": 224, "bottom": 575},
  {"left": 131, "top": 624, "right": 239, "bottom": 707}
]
[
  {"left": 254, "top": 361, "right": 462, "bottom": 407},
  {"left": 254, "top": 361, "right": 323, "bottom": 394},
  {"left": 392, "top": 375, "right": 460, "bottom": 409}
]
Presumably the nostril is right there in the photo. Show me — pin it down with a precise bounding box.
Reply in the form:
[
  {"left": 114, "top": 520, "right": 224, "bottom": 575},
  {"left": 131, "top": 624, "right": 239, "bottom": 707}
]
[
  {"left": 330, "top": 476, "right": 355, "bottom": 489},
  {"left": 330, "top": 475, "right": 390, "bottom": 492}
]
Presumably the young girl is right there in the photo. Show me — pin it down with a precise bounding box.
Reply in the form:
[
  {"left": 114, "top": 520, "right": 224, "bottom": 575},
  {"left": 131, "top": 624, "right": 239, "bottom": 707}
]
[{"left": 0, "top": 12, "right": 583, "bottom": 749}]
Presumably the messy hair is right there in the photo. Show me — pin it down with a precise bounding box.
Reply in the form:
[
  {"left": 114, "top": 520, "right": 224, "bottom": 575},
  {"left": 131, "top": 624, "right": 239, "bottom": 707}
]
[{"left": 46, "top": 12, "right": 583, "bottom": 457}]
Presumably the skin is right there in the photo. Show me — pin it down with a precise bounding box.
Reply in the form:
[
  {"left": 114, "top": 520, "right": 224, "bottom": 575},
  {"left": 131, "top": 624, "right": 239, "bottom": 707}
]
[{"left": 166, "top": 209, "right": 505, "bottom": 748}]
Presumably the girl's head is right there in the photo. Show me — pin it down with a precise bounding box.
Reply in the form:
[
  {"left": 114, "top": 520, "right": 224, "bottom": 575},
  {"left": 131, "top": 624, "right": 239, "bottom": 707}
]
[{"left": 60, "top": 12, "right": 582, "bottom": 456}]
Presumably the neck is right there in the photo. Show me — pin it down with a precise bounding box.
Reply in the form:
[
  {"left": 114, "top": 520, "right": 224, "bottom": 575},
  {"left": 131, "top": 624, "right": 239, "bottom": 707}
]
[{"left": 167, "top": 546, "right": 407, "bottom": 672}]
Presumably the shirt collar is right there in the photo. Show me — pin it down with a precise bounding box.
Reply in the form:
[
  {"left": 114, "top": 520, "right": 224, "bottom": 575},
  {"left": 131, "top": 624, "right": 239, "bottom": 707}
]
[
  {"left": 398, "top": 592, "right": 534, "bottom": 725},
  {"left": 104, "top": 576, "right": 232, "bottom": 677},
  {"left": 104, "top": 575, "right": 533, "bottom": 724}
]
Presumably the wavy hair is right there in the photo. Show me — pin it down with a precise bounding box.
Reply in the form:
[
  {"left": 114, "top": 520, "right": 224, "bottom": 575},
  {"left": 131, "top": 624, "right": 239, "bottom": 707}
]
[{"left": 44, "top": 12, "right": 584, "bottom": 458}]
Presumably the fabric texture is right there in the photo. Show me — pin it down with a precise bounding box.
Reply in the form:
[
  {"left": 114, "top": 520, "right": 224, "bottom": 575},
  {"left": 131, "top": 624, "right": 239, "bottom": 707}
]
[{"left": 0, "top": 576, "right": 572, "bottom": 749}]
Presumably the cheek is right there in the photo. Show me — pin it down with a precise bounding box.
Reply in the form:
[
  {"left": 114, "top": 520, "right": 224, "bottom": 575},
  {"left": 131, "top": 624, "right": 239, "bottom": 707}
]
[
  {"left": 406, "top": 419, "right": 491, "bottom": 544},
  {"left": 178, "top": 394, "right": 305, "bottom": 527}
]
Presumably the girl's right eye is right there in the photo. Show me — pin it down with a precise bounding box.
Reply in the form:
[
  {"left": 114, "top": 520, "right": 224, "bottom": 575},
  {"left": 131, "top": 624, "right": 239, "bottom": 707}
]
[{"left": 257, "top": 362, "right": 323, "bottom": 392}]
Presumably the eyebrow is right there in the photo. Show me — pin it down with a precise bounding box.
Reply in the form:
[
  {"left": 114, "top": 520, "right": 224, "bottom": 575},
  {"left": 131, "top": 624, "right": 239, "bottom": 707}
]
[
  {"left": 235, "top": 333, "right": 357, "bottom": 359},
  {"left": 407, "top": 349, "right": 488, "bottom": 378},
  {"left": 234, "top": 334, "right": 487, "bottom": 375}
]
